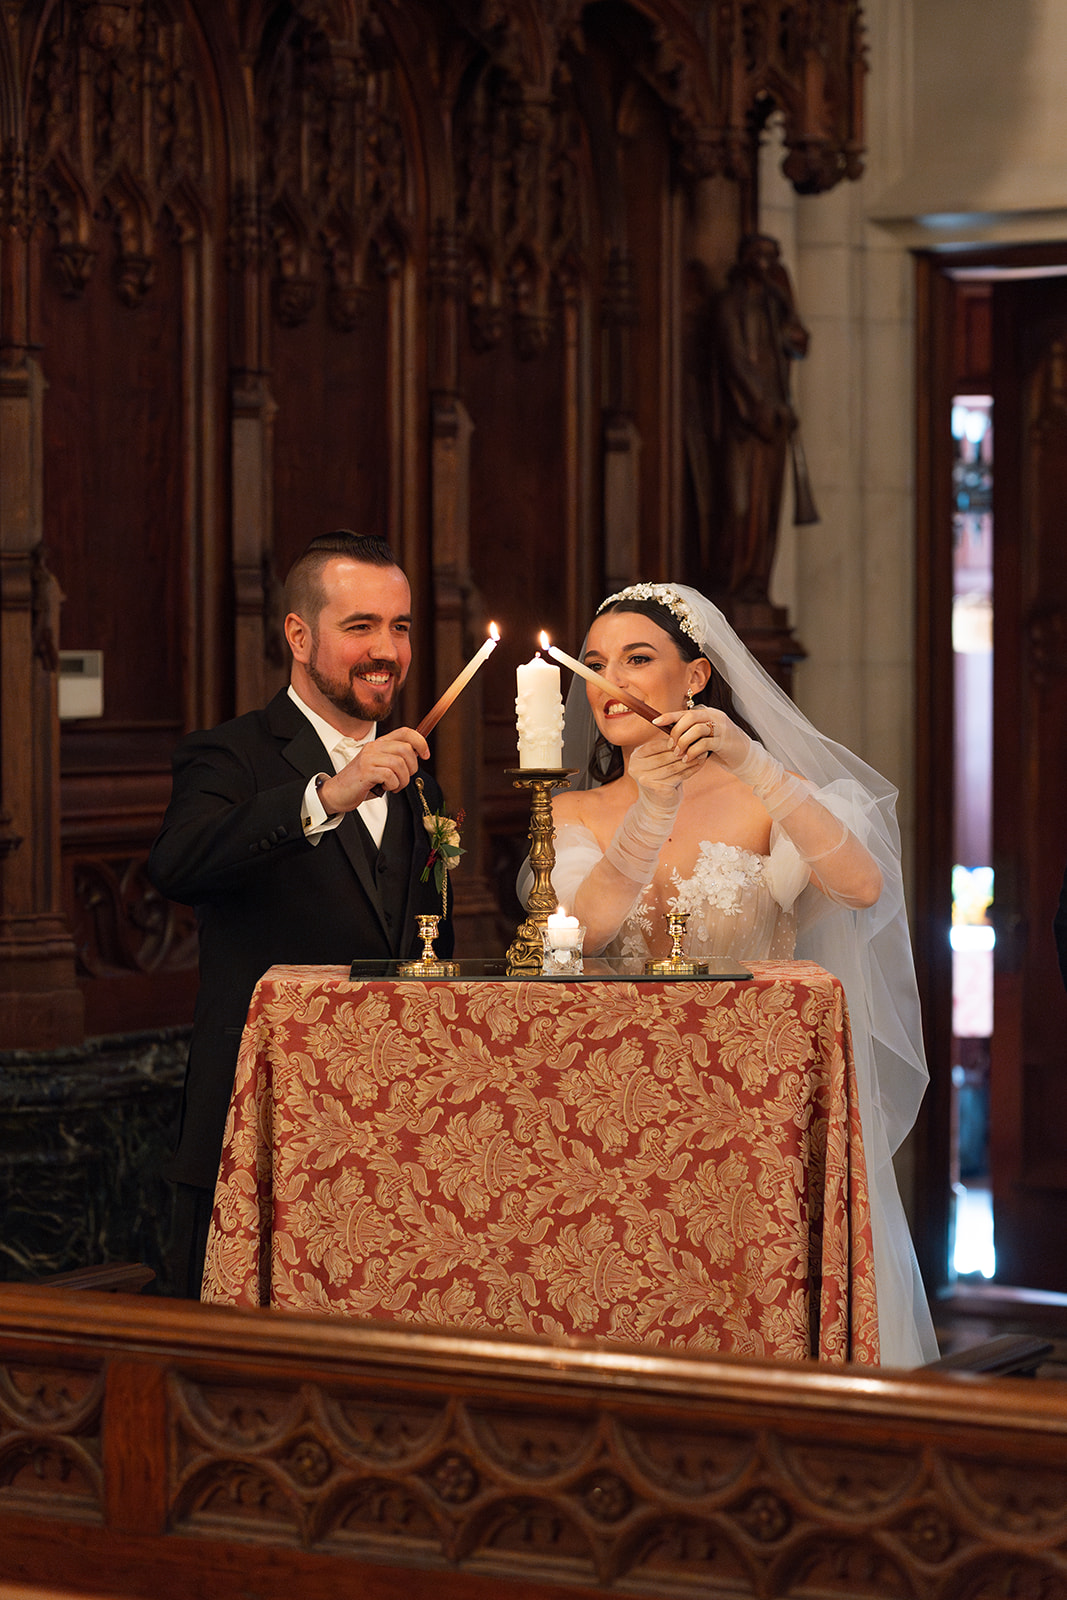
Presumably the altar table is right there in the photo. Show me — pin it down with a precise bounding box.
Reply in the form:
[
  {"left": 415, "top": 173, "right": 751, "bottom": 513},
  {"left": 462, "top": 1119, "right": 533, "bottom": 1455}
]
[{"left": 202, "top": 961, "right": 879, "bottom": 1364}]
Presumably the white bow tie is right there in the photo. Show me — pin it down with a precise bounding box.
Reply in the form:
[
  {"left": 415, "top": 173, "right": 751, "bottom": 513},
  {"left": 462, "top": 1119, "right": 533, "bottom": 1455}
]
[
  {"left": 334, "top": 735, "right": 369, "bottom": 765},
  {"left": 332, "top": 736, "right": 388, "bottom": 846}
]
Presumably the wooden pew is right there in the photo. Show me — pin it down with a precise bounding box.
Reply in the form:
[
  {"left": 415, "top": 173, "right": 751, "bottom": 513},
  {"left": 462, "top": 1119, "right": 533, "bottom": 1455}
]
[{"left": 0, "top": 1284, "right": 1065, "bottom": 1599}]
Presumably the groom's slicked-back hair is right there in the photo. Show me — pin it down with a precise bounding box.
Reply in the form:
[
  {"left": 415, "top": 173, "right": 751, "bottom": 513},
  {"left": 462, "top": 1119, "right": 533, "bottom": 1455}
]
[{"left": 284, "top": 531, "right": 400, "bottom": 629}]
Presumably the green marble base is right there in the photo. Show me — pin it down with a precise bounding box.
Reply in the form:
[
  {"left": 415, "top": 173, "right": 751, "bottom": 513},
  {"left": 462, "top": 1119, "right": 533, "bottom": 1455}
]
[{"left": 0, "top": 1028, "right": 187, "bottom": 1294}]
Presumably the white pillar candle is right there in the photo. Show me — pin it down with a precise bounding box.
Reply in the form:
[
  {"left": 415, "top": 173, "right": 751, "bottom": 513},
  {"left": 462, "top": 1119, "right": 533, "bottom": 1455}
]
[{"left": 516, "top": 641, "right": 564, "bottom": 768}]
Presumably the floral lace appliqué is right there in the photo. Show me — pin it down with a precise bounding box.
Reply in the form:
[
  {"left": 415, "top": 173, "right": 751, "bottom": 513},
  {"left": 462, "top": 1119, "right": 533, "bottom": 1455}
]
[
  {"left": 619, "top": 895, "right": 657, "bottom": 961},
  {"left": 671, "top": 842, "right": 767, "bottom": 930},
  {"left": 618, "top": 842, "right": 768, "bottom": 961},
  {"left": 668, "top": 844, "right": 767, "bottom": 940}
]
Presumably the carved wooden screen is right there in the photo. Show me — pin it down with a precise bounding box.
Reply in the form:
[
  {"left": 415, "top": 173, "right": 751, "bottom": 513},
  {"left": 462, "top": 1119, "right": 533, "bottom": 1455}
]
[
  {"left": 29, "top": 0, "right": 218, "bottom": 1034},
  {"left": 270, "top": 279, "right": 393, "bottom": 563},
  {"left": 258, "top": 13, "right": 406, "bottom": 579},
  {"left": 0, "top": 0, "right": 868, "bottom": 1046},
  {"left": 453, "top": 47, "right": 595, "bottom": 905},
  {"left": 446, "top": 8, "right": 700, "bottom": 919}
]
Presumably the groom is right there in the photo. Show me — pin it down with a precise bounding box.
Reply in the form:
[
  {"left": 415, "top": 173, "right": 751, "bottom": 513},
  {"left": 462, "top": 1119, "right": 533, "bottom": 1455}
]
[{"left": 149, "top": 531, "right": 454, "bottom": 1296}]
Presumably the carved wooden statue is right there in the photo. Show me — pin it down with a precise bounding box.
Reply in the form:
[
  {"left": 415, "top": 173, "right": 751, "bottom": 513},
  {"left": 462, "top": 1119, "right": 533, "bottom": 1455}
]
[{"left": 712, "top": 233, "right": 818, "bottom": 605}]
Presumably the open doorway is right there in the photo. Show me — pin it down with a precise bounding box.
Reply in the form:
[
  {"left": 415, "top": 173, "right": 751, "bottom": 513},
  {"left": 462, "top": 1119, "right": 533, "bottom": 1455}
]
[
  {"left": 915, "top": 250, "right": 1067, "bottom": 1314},
  {"left": 950, "top": 387, "right": 994, "bottom": 1280}
]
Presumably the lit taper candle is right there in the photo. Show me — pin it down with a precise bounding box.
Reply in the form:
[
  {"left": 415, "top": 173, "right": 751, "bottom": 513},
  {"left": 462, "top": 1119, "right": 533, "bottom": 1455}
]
[
  {"left": 418, "top": 622, "right": 500, "bottom": 736},
  {"left": 544, "top": 640, "right": 661, "bottom": 723},
  {"left": 366, "top": 623, "right": 500, "bottom": 797}
]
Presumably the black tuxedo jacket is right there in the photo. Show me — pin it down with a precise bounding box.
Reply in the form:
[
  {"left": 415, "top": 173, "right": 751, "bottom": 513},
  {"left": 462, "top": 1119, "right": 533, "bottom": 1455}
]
[{"left": 148, "top": 689, "right": 454, "bottom": 1189}]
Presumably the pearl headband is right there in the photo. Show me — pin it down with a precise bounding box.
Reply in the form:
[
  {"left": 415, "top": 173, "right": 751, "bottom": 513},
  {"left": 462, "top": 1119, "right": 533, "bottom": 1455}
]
[{"left": 596, "top": 583, "right": 702, "bottom": 648}]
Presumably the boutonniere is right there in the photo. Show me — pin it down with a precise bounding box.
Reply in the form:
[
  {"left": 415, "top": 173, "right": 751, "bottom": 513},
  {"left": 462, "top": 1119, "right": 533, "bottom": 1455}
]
[{"left": 420, "top": 806, "right": 465, "bottom": 894}]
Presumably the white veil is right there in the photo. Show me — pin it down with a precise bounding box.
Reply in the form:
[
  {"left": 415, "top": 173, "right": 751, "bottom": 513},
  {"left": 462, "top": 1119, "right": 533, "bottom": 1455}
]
[{"left": 562, "top": 583, "right": 939, "bottom": 1368}]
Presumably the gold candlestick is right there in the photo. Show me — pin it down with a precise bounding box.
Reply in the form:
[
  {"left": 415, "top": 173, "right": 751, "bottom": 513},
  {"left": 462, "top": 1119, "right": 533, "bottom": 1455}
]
[
  {"left": 644, "top": 910, "right": 708, "bottom": 976},
  {"left": 505, "top": 768, "right": 577, "bottom": 973},
  {"left": 397, "top": 914, "right": 459, "bottom": 977}
]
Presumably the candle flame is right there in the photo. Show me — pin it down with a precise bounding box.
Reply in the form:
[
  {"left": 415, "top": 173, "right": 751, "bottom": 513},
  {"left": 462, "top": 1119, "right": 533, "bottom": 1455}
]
[
  {"left": 539, "top": 630, "right": 550, "bottom": 650},
  {"left": 489, "top": 621, "right": 500, "bottom": 642}
]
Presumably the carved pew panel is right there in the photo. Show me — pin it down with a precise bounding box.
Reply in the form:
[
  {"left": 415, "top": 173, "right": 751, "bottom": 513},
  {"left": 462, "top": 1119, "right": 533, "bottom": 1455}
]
[{"left": 1, "top": 1287, "right": 1066, "bottom": 1598}]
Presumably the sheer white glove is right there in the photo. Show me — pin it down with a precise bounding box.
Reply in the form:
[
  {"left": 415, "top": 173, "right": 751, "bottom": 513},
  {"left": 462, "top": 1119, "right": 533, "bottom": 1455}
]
[
  {"left": 731, "top": 733, "right": 811, "bottom": 820},
  {"left": 733, "top": 734, "right": 881, "bottom": 909},
  {"left": 545, "top": 779, "right": 682, "bottom": 955},
  {"left": 604, "top": 783, "right": 681, "bottom": 886},
  {"left": 657, "top": 709, "right": 809, "bottom": 821}
]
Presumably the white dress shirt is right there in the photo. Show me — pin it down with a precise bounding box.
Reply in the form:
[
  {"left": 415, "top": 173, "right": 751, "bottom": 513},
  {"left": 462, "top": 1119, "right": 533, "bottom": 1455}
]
[{"left": 288, "top": 685, "right": 389, "bottom": 847}]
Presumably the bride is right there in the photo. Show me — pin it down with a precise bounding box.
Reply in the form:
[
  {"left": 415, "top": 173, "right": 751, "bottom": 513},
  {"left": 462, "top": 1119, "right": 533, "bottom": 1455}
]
[{"left": 544, "top": 581, "right": 939, "bottom": 1369}]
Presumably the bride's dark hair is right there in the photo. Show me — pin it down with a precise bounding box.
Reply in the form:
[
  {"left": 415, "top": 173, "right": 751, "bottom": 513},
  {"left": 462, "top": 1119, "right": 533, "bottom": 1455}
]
[{"left": 588, "top": 596, "right": 758, "bottom": 785}]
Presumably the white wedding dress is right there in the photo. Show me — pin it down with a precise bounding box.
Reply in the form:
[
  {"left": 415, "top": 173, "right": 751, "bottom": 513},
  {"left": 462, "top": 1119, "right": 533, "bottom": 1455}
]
[
  {"left": 550, "top": 821, "right": 806, "bottom": 963},
  {"left": 537, "top": 811, "right": 939, "bottom": 1369}
]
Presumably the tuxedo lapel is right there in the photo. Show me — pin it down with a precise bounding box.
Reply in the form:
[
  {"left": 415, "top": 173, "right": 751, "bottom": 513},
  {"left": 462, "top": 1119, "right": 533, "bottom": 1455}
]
[
  {"left": 269, "top": 696, "right": 331, "bottom": 782},
  {"left": 390, "top": 786, "right": 423, "bottom": 953}
]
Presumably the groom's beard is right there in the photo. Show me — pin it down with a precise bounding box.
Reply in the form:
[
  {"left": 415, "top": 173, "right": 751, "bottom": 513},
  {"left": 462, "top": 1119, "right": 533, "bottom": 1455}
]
[{"left": 306, "top": 648, "right": 403, "bottom": 724}]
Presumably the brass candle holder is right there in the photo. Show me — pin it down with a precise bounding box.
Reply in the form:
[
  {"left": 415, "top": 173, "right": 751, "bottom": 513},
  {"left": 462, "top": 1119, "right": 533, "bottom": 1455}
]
[
  {"left": 643, "top": 910, "right": 708, "bottom": 976},
  {"left": 505, "top": 767, "right": 578, "bottom": 973},
  {"left": 397, "top": 914, "right": 459, "bottom": 978}
]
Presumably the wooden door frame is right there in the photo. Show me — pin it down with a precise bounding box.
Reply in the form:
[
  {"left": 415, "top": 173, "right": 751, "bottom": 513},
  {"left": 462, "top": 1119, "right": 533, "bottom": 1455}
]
[
  {"left": 913, "top": 242, "right": 1067, "bottom": 1311},
  {"left": 912, "top": 250, "right": 957, "bottom": 1301}
]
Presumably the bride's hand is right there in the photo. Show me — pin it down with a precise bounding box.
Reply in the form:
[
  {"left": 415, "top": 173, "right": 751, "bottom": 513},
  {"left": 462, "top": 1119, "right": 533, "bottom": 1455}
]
[
  {"left": 628, "top": 731, "right": 688, "bottom": 796},
  {"left": 654, "top": 707, "right": 751, "bottom": 772}
]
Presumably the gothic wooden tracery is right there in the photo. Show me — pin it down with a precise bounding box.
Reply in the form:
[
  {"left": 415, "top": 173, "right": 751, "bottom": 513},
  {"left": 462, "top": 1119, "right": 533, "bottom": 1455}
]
[
  {"left": 453, "top": 62, "right": 585, "bottom": 357},
  {"left": 712, "top": 0, "right": 866, "bottom": 193},
  {"left": 29, "top": 0, "right": 209, "bottom": 303},
  {"left": 258, "top": 10, "right": 413, "bottom": 331}
]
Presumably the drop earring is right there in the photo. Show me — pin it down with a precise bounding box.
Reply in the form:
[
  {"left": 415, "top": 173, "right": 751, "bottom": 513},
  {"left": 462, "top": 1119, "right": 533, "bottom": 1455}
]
[{"left": 686, "top": 691, "right": 695, "bottom": 710}]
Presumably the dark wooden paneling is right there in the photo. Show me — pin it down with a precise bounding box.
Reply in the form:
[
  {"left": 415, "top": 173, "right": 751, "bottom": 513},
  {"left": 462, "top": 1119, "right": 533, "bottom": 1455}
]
[
  {"left": 991, "top": 276, "right": 1067, "bottom": 1288},
  {"left": 466, "top": 326, "right": 570, "bottom": 773},
  {"left": 41, "top": 217, "right": 186, "bottom": 735},
  {"left": 271, "top": 278, "right": 392, "bottom": 572},
  {"left": 953, "top": 283, "right": 993, "bottom": 392},
  {"left": 620, "top": 86, "right": 673, "bottom": 578},
  {"left": 38, "top": 217, "right": 198, "bottom": 1037}
]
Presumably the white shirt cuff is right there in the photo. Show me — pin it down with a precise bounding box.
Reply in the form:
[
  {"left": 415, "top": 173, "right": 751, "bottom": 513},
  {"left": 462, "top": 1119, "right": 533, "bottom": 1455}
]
[{"left": 301, "top": 773, "right": 345, "bottom": 842}]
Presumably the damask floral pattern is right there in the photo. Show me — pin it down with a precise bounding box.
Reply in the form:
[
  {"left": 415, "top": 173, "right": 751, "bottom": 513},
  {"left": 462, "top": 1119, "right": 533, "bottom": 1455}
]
[{"left": 202, "top": 962, "right": 879, "bottom": 1364}]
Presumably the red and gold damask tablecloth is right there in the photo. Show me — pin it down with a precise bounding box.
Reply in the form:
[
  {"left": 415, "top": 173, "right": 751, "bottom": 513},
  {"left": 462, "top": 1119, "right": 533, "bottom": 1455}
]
[{"left": 202, "top": 961, "right": 879, "bottom": 1364}]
